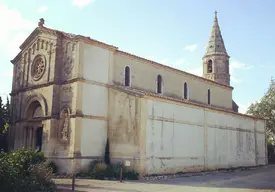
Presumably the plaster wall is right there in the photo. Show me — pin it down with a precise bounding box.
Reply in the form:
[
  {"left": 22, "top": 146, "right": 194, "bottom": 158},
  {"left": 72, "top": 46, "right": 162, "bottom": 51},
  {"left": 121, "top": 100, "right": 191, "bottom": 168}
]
[
  {"left": 80, "top": 42, "right": 113, "bottom": 84},
  {"left": 77, "top": 81, "right": 109, "bottom": 168},
  {"left": 79, "top": 118, "right": 107, "bottom": 167},
  {"left": 107, "top": 89, "right": 142, "bottom": 171},
  {"left": 81, "top": 83, "right": 108, "bottom": 117},
  {"left": 144, "top": 98, "right": 266, "bottom": 175},
  {"left": 113, "top": 53, "right": 232, "bottom": 109}
]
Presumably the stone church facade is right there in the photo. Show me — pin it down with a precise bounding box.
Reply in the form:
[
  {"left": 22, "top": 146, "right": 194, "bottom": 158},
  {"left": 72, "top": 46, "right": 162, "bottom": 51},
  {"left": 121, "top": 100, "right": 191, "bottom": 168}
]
[{"left": 8, "top": 13, "right": 267, "bottom": 174}]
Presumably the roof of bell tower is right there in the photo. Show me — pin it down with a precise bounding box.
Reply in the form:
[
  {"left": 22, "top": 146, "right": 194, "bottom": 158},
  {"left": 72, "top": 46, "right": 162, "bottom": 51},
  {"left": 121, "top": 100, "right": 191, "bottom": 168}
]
[{"left": 204, "top": 11, "right": 228, "bottom": 57}]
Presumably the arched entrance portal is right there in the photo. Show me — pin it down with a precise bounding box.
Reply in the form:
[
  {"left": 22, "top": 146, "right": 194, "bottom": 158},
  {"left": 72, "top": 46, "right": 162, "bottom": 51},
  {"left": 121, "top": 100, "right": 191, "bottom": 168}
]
[
  {"left": 35, "top": 127, "right": 43, "bottom": 151},
  {"left": 24, "top": 100, "right": 44, "bottom": 151}
]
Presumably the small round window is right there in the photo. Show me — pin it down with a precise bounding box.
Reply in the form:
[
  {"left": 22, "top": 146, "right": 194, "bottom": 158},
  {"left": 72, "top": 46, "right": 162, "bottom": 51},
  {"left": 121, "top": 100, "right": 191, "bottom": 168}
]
[{"left": 32, "top": 55, "right": 46, "bottom": 81}]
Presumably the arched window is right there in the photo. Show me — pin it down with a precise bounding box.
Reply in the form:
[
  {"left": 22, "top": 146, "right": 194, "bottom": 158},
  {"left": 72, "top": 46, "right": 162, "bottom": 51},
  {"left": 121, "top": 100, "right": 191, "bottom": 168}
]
[
  {"left": 157, "top": 75, "right": 162, "bottom": 94},
  {"left": 184, "top": 82, "right": 188, "bottom": 99},
  {"left": 207, "top": 89, "right": 211, "bottom": 105},
  {"left": 207, "top": 60, "right": 213, "bottom": 73},
  {"left": 124, "top": 66, "right": 130, "bottom": 87}
]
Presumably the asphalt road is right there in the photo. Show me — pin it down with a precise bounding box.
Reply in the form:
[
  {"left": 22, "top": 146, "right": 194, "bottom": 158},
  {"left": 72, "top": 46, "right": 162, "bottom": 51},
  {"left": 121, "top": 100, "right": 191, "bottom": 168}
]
[{"left": 56, "top": 165, "right": 275, "bottom": 192}]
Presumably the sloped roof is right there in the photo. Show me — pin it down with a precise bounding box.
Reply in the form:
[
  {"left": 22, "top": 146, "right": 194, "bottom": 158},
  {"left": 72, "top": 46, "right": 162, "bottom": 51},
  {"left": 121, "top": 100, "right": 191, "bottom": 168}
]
[{"left": 12, "top": 18, "right": 234, "bottom": 91}]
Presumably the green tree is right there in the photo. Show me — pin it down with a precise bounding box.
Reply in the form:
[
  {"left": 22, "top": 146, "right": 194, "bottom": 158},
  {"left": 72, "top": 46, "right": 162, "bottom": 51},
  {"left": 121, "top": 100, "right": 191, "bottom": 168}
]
[
  {"left": 0, "top": 96, "right": 9, "bottom": 151},
  {"left": 246, "top": 78, "right": 275, "bottom": 143},
  {"left": 4, "top": 96, "right": 11, "bottom": 123},
  {"left": 104, "top": 138, "right": 110, "bottom": 165},
  {"left": 0, "top": 96, "right": 3, "bottom": 119}
]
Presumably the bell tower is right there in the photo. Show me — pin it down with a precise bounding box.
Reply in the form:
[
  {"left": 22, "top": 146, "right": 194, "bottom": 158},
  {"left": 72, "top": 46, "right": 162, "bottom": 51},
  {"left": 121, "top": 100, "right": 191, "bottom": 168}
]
[{"left": 203, "top": 11, "right": 230, "bottom": 86}]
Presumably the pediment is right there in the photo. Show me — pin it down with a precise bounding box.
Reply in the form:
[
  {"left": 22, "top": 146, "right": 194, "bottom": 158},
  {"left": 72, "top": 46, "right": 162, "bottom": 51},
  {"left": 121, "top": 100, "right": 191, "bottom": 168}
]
[{"left": 11, "top": 27, "right": 57, "bottom": 64}]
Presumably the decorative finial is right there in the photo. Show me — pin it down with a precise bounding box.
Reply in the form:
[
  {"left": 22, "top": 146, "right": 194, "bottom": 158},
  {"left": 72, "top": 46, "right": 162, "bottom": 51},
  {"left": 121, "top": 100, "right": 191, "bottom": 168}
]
[
  {"left": 214, "top": 10, "right": 218, "bottom": 22},
  {"left": 38, "top": 18, "right": 45, "bottom": 27}
]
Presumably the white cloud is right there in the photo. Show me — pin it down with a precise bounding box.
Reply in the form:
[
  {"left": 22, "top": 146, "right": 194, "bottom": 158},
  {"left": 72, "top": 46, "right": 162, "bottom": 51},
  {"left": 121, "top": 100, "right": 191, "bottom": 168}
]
[
  {"left": 0, "top": 3, "right": 35, "bottom": 57},
  {"left": 238, "top": 100, "right": 258, "bottom": 114},
  {"left": 184, "top": 44, "right": 197, "bottom": 52},
  {"left": 0, "top": 3, "right": 35, "bottom": 96},
  {"left": 0, "top": 69, "right": 13, "bottom": 78},
  {"left": 37, "top": 6, "right": 48, "bottom": 13},
  {"left": 230, "top": 59, "right": 253, "bottom": 84},
  {"left": 159, "top": 59, "right": 169, "bottom": 65},
  {"left": 238, "top": 103, "right": 250, "bottom": 114},
  {"left": 172, "top": 58, "right": 184, "bottom": 68},
  {"left": 236, "top": 98, "right": 262, "bottom": 114},
  {"left": 72, "top": 0, "right": 95, "bottom": 8},
  {"left": 230, "top": 60, "right": 252, "bottom": 72},
  {"left": 204, "top": 44, "right": 208, "bottom": 51},
  {"left": 231, "top": 76, "right": 242, "bottom": 84},
  {"left": 145, "top": 56, "right": 155, "bottom": 61},
  {"left": 145, "top": 56, "right": 169, "bottom": 65}
]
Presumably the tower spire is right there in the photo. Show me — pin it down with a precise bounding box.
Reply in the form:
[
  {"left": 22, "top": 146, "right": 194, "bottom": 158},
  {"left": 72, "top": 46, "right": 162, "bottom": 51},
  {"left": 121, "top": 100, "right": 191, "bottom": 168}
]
[
  {"left": 214, "top": 10, "right": 217, "bottom": 20},
  {"left": 202, "top": 11, "right": 230, "bottom": 86},
  {"left": 204, "top": 11, "right": 228, "bottom": 55}
]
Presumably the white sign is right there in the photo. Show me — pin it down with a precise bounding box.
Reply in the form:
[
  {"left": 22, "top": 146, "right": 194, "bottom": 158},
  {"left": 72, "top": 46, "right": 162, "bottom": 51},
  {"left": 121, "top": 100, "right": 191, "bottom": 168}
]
[{"left": 125, "top": 160, "right": 131, "bottom": 167}]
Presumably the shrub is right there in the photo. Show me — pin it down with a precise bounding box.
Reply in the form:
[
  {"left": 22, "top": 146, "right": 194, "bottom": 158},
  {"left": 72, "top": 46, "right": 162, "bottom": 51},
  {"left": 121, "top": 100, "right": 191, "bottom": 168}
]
[
  {"left": 27, "top": 162, "right": 57, "bottom": 191},
  {"left": 0, "top": 149, "right": 57, "bottom": 192},
  {"left": 105, "top": 163, "right": 121, "bottom": 179},
  {"left": 123, "top": 168, "right": 140, "bottom": 180},
  {"left": 77, "top": 160, "right": 139, "bottom": 180},
  {"left": 47, "top": 161, "right": 58, "bottom": 174},
  {"left": 94, "top": 162, "right": 107, "bottom": 180},
  {"left": 7, "top": 148, "right": 46, "bottom": 173},
  {"left": 88, "top": 159, "right": 102, "bottom": 172}
]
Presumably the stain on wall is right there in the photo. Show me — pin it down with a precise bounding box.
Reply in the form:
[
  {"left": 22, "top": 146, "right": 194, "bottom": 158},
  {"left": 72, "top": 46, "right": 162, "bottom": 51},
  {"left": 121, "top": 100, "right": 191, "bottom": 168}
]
[
  {"left": 145, "top": 99, "right": 266, "bottom": 175},
  {"left": 108, "top": 89, "right": 141, "bottom": 169}
]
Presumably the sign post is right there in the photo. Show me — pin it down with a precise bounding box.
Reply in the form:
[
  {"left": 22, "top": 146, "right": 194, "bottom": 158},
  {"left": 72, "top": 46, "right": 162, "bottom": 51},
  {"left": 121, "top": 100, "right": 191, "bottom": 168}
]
[
  {"left": 72, "top": 158, "right": 76, "bottom": 191},
  {"left": 120, "top": 160, "right": 131, "bottom": 183}
]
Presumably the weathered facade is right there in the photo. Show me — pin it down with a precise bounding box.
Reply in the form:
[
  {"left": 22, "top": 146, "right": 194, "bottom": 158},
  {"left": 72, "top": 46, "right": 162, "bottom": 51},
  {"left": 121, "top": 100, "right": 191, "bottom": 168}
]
[{"left": 9, "top": 14, "right": 267, "bottom": 175}]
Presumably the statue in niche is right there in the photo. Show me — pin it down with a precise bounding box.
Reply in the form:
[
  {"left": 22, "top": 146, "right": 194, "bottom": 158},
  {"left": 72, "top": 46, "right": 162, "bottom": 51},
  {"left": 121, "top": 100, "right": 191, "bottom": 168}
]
[
  {"left": 64, "top": 56, "right": 74, "bottom": 75},
  {"left": 60, "top": 109, "right": 69, "bottom": 142}
]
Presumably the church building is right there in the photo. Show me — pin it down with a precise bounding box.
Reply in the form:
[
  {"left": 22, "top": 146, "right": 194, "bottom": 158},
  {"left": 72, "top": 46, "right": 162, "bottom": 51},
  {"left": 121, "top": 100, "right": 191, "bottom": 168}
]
[{"left": 8, "top": 12, "right": 267, "bottom": 175}]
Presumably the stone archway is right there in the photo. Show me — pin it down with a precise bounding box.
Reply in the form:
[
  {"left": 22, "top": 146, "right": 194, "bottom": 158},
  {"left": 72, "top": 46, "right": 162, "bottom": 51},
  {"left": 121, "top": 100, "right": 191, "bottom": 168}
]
[{"left": 23, "top": 99, "right": 45, "bottom": 151}]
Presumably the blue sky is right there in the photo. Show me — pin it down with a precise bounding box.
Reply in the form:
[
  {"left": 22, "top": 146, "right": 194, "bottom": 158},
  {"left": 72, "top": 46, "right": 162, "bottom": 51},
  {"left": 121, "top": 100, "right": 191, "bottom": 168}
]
[{"left": 0, "top": 0, "right": 274, "bottom": 113}]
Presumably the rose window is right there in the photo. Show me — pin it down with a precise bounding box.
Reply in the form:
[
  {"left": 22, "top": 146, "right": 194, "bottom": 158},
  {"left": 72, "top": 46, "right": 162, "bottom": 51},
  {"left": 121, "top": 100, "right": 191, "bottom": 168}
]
[{"left": 32, "top": 56, "right": 46, "bottom": 80}]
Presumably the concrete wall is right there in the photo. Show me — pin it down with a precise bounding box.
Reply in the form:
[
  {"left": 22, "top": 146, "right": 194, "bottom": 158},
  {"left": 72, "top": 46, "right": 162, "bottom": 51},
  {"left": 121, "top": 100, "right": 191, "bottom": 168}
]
[
  {"left": 113, "top": 53, "right": 232, "bottom": 109},
  {"left": 144, "top": 98, "right": 266, "bottom": 175}
]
